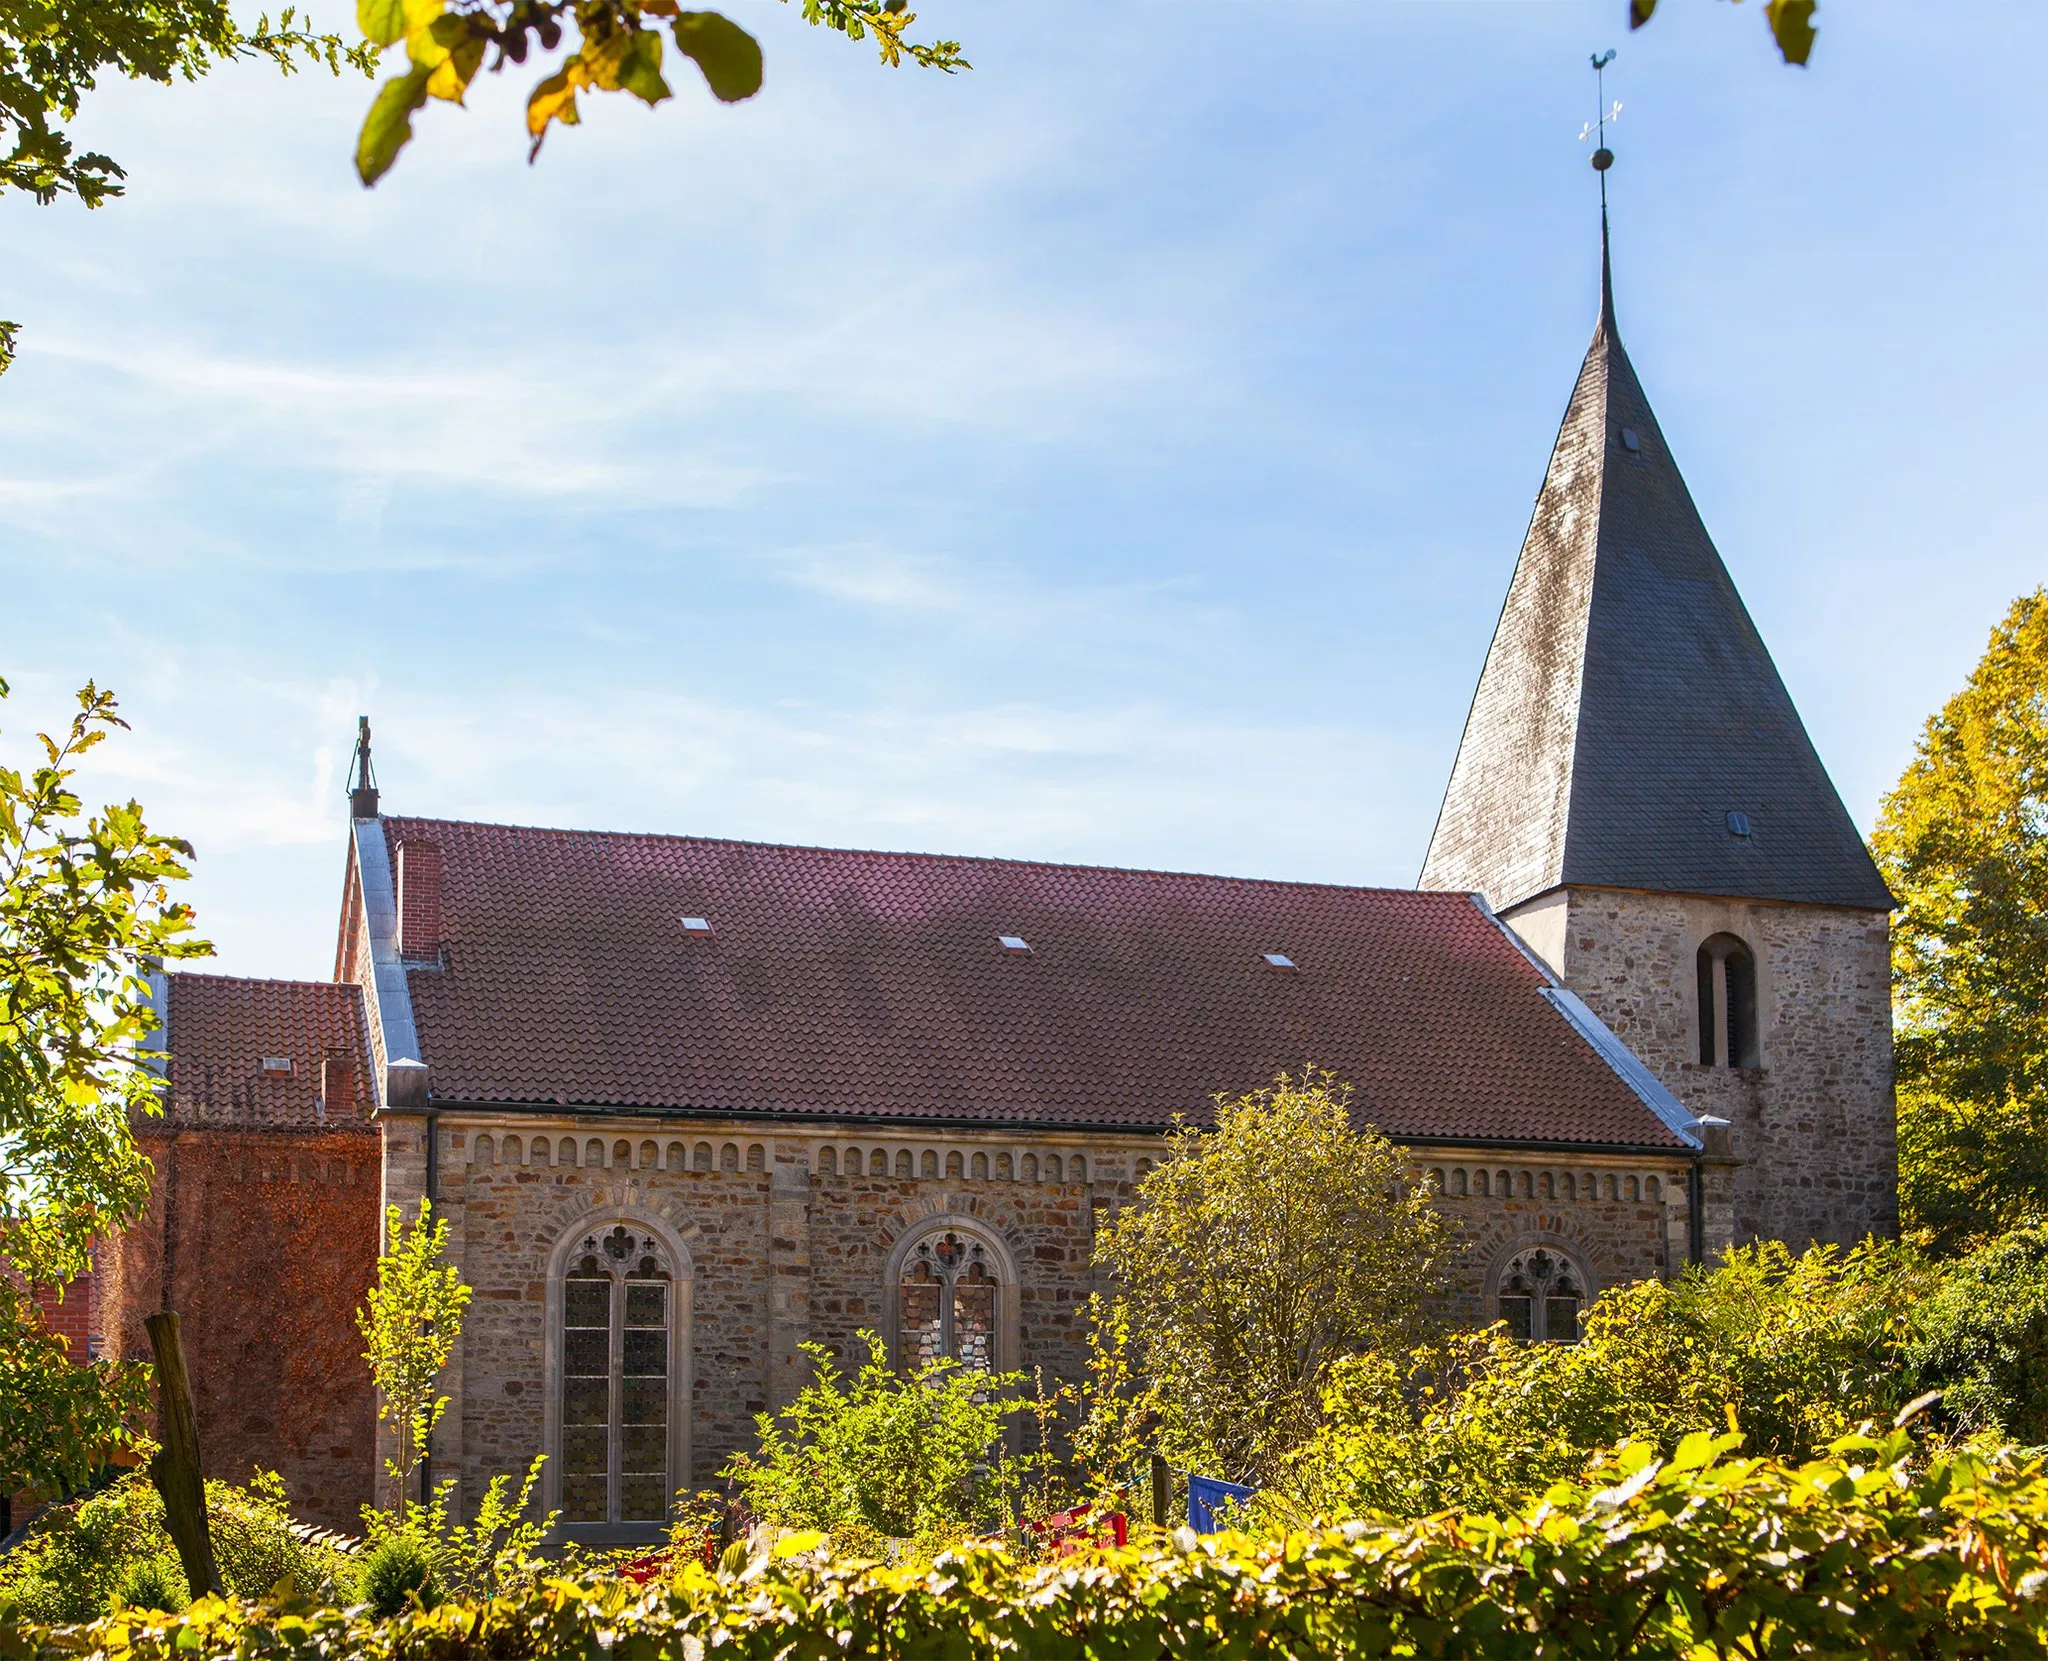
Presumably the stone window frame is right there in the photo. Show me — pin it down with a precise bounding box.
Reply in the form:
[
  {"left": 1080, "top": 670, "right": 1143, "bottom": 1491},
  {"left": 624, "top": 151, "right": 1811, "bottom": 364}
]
[
  {"left": 541, "top": 1206, "right": 695, "bottom": 1544},
  {"left": 1694, "top": 931, "right": 1763, "bottom": 1070},
  {"left": 880, "top": 1214, "right": 1021, "bottom": 1375},
  {"left": 1481, "top": 1233, "right": 1598, "bottom": 1344}
]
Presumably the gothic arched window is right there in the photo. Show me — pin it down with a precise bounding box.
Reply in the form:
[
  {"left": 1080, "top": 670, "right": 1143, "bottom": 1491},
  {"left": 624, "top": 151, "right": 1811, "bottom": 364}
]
[
  {"left": 897, "top": 1231, "right": 999, "bottom": 1373},
  {"left": 561, "top": 1224, "right": 674, "bottom": 1526},
  {"left": 1497, "top": 1247, "right": 1583, "bottom": 1344},
  {"left": 1696, "top": 934, "right": 1760, "bottom": 1068}
]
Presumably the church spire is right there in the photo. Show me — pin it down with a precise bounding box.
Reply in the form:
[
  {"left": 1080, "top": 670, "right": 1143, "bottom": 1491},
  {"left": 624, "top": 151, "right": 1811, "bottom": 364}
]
[{"left": 1419, "top": 121, "right": 1891, "bottom": 916}]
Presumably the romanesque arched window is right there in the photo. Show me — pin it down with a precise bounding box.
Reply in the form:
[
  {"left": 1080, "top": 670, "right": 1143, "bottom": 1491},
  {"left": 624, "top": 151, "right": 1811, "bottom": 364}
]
[
  {"left": 560, "top": 1224, "right": 675, "bottom": 1526},
  {"left": 896, "top": 1230, "right": 1000, "bottom": 1372},
  {"left": 1696, "top": 933, "right": 1759, "bottom": 1068},
  {"left": 1496, "top": 1247, "right": 1583, "bottom": 1344}
]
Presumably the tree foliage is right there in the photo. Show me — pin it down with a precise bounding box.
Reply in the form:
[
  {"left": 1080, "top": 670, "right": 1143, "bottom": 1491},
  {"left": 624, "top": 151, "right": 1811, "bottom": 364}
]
[
  {"left": 1630, "top": 0, "right": 1819, "bottom": 67},
  {"left": 1093, "top": 1071, "right": 1449, "bottom": 1487},
  {"left": 0, "top": 0, "right": 372, "bottom": 206},
  {"left": 352, "top": 0, "right": 964, "bottom": 185},
  {"left": 0, "top": 677, "right": 210, "bottom": 1500},
  {"left": 1874, "top": 588, "right": 2048, "bottom": 1251},
  {"left": 355, "top": 1199, "right": 471, "bottom": 1521}
]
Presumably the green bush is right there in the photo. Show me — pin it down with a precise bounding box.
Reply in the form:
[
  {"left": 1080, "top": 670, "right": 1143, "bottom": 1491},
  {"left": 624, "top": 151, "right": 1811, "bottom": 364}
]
[
  {"left": 721, "top": 1333, "right": 1052, "bottom": 1548},
  {"left": 109, "top": 1559, "right": 186, "bottom": 1615},
  {"left": 6, "top": 1433, "right": 2048, "bottom": 1659},
  {"left": 354, "top": 1537, "right": 435, "bottom": 1618},
  {"left": 1905, "top": 1225, "right": 2048, "bottom": 1442},
  {"left": 0, "top": 1472, "right": 354, "bottom": 1623},
  {"left": 1275, "top": 1239, "right": 1924, "bottom": 1520}
]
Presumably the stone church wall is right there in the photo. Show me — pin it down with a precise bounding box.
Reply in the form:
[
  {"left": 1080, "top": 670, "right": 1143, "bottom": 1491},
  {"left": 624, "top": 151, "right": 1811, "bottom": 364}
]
[{"left": 1504, "top": 888, "right": 1895, "bottom": 1249}]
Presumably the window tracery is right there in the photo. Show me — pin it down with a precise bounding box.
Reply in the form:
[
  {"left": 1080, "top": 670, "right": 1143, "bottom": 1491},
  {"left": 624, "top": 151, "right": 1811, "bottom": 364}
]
[
  {"left": 896, "top": 1230, "right": 999, "bottom": 1372},
  {"left": 1496, "top": 1247, "right": 1583, "bottom": 1344},
  {"left": 560, "top": 1224, "right": 673, "bottom": 1525}
]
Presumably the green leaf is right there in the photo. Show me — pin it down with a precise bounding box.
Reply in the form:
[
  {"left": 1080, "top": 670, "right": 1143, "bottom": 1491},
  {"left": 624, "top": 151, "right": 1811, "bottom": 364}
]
[
  {"left": 672, "top": 11, "right": 763, "bottom": 102},
  {"left": 356, "top": 65, "right": 432, "bottom": 186},
  {"left": 618, "top": 29, "right": 674, "bottom": 106},
  {"left": 1764, "top": 0, "right": 1816, "bottom": 65},
  {"left": 358, "top": 0, "right": 407, "bottom": 48},
  {"left": 1628, "top": 0, "right": 1656, "bottom": 27}
]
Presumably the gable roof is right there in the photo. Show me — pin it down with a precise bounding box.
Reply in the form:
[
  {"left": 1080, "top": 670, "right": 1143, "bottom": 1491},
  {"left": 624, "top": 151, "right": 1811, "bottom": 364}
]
[
  {"left": 360, "top": 814, "right": 1693, "bottom": 1149},
  {"left": 1420, "top": 236, "right": 1893, "bottom": 915},
  {"left": 155, "top": 973, "right": 375, "bottom": 1131}
]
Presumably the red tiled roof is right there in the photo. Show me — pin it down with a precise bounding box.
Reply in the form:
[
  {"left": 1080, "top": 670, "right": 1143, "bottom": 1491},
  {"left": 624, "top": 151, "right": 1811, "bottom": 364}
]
[
  {"left": 379, "top": 817, "right": 1687, "bottom": 1149},
  {"left": 161, "top": 974, "right": 374, "bottom": 1131}
]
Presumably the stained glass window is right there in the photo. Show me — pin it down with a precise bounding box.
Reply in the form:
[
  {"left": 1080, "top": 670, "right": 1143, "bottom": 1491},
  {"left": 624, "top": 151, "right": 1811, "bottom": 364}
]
[
  {"left": 897, "top": 1231, "right": 999, "bottom": 1373},
  {"left": 559, "top": 1225, "right": 672, "bottom": 1525},
  {"left": 1496, "top": 1248, "right": 1583, "bottom": 1344}
]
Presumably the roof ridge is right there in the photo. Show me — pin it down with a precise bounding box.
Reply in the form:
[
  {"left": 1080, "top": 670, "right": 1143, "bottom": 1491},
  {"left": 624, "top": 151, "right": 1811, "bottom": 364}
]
[
  {"left": 377, "top": 813, "right": 1467, "bottom": 902},
  {"left": 170, "top": 970, "right": 361, "bottom": 992}
]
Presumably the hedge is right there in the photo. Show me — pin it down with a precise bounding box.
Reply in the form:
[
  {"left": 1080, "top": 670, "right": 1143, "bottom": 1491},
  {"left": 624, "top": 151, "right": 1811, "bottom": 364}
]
[{"left": 7, "top": 1429, "right": 2048, "bottom": 1660}]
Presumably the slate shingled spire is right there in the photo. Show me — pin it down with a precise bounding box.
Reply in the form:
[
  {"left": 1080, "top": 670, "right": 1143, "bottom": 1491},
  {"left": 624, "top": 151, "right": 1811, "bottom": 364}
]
[{"left": 1420, "top": 228, "right": 1892, "bottom": 914}]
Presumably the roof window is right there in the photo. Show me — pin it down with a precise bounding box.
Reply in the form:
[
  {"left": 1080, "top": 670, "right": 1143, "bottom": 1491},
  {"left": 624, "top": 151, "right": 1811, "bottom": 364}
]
[
  {"left": 997, "top": 935, "right": 1031, "bottom": 953},
  {"left": 680, "top": 916, "right": 715, "bottom": 935},
  {"left": 1263, "top": 953, "right": 1297, "bottom": 971},
  {"left": 1725, "top": 811, "right": 1753, "bottom": 839},
  {"left": 1620, "top": 427, "right": 1642, "bottom": 454},
  {"left": 261, "top": 1056, "right": 294, "bottom": 1077}
]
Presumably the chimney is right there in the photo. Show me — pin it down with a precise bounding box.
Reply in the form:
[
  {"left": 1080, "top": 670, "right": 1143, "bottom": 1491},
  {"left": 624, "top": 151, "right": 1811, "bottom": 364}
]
[
  {"left": 397, "top": 840, "right": 443, "bottom": 960},
  {"left": 320, "top": 1049, "right": 359, "bottom": 1121},
  {"left": 348, "top": 716, "right": 380, "bottom": 819}
]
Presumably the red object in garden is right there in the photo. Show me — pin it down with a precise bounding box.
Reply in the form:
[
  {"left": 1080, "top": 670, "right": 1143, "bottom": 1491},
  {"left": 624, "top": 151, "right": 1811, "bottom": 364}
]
[
  {"left": 617, "top": 1548, "right": 674, "bottom": 1584},
  {"left": 1025, "top": 1503, "right": 1128, "bottom": 1556}
]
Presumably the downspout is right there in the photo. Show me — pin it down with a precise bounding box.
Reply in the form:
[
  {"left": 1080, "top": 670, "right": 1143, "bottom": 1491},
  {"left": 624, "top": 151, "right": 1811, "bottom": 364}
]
[
  {"left": 419, "top": 1104, "right": 440, "bottom": 1507},
  {"left": 1687, "top": 1154, "right": 1704, "bottom": 1267}
]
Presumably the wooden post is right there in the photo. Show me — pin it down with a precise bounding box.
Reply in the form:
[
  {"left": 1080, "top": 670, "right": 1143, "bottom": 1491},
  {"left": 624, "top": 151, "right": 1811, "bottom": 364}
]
[
  {"left": 143, "top": 1312, "right": 224, "bottom": 1597},
  {"left": 1150, "top": 1452, "right": 1171, "bottom": 1529}
]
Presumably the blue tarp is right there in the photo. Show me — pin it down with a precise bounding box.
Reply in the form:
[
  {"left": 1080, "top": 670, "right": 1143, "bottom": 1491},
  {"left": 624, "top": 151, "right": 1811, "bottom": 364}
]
[{"left": 1186, "top": 1473, "right": 1256, "bottom": 1532}]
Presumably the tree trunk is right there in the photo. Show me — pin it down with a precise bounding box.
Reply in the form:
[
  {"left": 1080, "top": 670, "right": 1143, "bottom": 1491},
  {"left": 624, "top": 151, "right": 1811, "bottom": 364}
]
[
  {"left": 1150, "top": 1452, "right": 1171, "bottom": 1528},
  {"left": 144, "top": 1312, "right": 224, "bottom": 1597}
]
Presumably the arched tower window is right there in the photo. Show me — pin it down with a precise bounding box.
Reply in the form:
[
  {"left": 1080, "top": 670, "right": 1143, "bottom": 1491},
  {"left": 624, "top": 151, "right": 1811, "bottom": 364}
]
[
  {"left": 1497, "top": 1247, "right": 1583, "bottom": 1344},
  {"left": 897, "top": 1230, "right": 1000, "bottom": 1373},
  {"left": 561, "top": 1224, "right": 674, "bottom": 1526},
  {"left": 1696, "top": 934, "right": 1760, "bottom": 1068}
]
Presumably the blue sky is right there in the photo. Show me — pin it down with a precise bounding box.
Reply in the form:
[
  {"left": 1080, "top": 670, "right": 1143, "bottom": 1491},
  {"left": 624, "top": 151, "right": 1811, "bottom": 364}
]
[{"left": 3, "top": 0, "right": 2044, "bottom": 980}]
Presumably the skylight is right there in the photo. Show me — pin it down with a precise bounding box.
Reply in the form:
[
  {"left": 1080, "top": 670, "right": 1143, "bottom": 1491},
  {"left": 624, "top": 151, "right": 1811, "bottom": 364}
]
[
  {"left": 261, "top": 1056, "right": 294, "bottom": 1076},
  {"left": 997, "top": 935, "right": 1031, "bottom": 953},
  {"left": 1620, "top": 427, "right": 1643, "bottom": 454},
  {"left": 1263, "top": 953, "right": 1297, "bottom": 971},
  {"left": 1725, "top": 812, "right": 1753, "bottom": 839},
  {"left": 680, "top": 916, "right": 715, "bottom": 934}
]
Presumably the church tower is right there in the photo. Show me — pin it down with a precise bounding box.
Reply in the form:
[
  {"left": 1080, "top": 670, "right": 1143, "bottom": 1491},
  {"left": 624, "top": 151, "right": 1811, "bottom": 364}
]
[{"left": 1420, "top": 227, "right": 1897, "bottom": 1250}]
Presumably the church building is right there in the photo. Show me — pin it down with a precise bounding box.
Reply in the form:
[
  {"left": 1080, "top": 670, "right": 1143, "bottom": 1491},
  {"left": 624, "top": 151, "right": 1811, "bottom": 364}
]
[{"left": 98, "top": 236, "right": 1895, "bottom": 1539}]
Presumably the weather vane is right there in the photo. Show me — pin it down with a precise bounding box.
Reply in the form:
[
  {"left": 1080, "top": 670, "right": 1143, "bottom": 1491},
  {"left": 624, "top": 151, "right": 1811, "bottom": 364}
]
[{"left": 1582, "top": 50, "right": 1620, "bottom": 189}]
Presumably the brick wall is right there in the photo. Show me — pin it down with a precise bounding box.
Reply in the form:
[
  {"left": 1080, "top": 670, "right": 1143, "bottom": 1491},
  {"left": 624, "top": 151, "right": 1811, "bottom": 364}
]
[{"left": 100, "top": 1129, "right": 382, "bottom": 1532}]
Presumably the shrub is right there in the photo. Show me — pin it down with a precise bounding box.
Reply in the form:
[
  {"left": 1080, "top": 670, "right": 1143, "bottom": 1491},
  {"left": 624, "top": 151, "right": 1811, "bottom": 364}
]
[
  {"left": 109, "top": 1559, "right": 186, "bottom": 1614},
  {"left": 1275, "top": 1239, "right": 1924, "bottom": 1520},
  {"left": 721, "top": 1334, "right": 1039, "bottom": 1546},
  {"left": 1905, "top": 1224, "right": 2048, "bottom": 1442},
  {"left": 6, "top": 1432, "right": 2048, "bottom": 1660},
  {"left": 354, "top": 1537, "right": 435, "bottom": 1618},
  {"left": 0, "top": 1471, "right": 353, "bottom": 1623}
]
